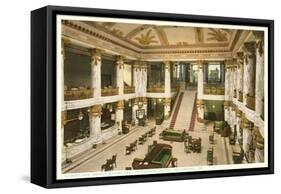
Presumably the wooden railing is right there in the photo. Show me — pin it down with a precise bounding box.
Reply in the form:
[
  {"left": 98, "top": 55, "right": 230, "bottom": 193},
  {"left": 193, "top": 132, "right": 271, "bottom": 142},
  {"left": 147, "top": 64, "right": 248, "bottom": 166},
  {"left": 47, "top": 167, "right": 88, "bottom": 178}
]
[
  {"left": 147, "top": 87, "right": 165, "bottom": 93},
  {"left": 238, "top": 90, "right": 243, "bottom": 102},
  {"left": 101, "top": 87, "right": 118, "bottom": 96},
  {"left": 203, "top": 85, "right": 225, "bottom": 95},
  {"left": 233, "top": 89, "right": 237, "bottom": 98},
  {"left": 124, "top": 87, "right": 135, "bottom": 94},
  {"left": 246, "top": 94, "right": 255, "bottom": 111},
  {"left": 64, "top": 88, "right": 93, "bottom": 101}
]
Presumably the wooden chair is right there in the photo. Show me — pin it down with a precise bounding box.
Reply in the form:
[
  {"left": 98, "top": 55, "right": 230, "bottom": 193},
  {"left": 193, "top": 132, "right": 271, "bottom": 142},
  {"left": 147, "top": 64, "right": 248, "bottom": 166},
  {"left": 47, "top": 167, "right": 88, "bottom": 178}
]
[
  {"left": 207, "top": 147, "right": 214, "bottom": 165},
  {"left": 151, "top": 127, "right": 156, "bottom": 135},
  {"left": 101, "top": 160, "right": 113, "bottom": 171},
  {"left": 138, "top": 136, "right": 144, "bottom": 144},
  {"left": 171, "top": 157, "right": 178, "bottom": 167},
  {"left": 126, "top": 145, "right": 134, "bottom": 155},
  {"left": 111, "top": 154, "right": 117, "bottom": 167},
  {"left": 148, "top": 130, "right": 153, "bottom": 137},
  {"left": 209, "top": 133, "right": 214, "bottom": 144}
]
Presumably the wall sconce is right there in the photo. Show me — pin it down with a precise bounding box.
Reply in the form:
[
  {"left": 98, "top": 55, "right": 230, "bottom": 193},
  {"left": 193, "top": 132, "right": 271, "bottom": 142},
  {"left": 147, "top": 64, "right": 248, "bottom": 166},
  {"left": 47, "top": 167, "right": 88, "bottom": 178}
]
[{"left": 212, "top": 104, "right": 216, "bottom": 109}]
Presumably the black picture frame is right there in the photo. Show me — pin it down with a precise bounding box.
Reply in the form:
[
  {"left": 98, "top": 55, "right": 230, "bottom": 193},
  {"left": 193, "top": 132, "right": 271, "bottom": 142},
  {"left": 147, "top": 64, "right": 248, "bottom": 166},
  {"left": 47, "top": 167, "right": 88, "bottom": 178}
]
[{"left": 31, "top": 5, "right": 274, "bottom": 188}]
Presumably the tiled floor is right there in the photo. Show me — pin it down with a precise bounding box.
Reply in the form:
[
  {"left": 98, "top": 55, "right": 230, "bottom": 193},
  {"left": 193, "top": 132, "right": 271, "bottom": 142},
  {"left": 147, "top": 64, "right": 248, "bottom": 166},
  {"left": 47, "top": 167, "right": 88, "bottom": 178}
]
[
  {"left": 66, "top": 121, "right": 232, "bottom": 174},
  {"left": 63, "top": 89, "right": 244, "bottom": 175}
]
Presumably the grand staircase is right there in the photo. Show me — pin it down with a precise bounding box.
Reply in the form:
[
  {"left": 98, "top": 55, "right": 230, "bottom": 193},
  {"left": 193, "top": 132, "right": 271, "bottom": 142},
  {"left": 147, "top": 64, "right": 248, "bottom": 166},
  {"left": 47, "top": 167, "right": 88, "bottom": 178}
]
[
  {"left": 169, "top": 92, "right": 184, "bottom": 129},
  {"left": 187, "top": 93, "right": 197, "bottom": 132},
  {"left": 169, "top": 91, "right": 197, "bottom": 130}
]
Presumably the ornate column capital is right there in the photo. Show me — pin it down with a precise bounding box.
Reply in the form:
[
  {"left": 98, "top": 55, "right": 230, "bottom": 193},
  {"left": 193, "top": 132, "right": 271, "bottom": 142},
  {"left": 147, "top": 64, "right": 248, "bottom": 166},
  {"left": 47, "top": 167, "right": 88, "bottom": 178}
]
[
  {"left": 197, "top": 60, "right": 205, "bottom": 69},
  {"left": 61, "top": 111, "right": 67, "bottom": 128},
  {"left": 236, "top": 52, "right": 244, "bottom": 68},
  {"left": 243, "top": 41, "right": 256, "bottom": 64},
  {"left": 89, "top": 48, "right": 102, "bottom": 66},
  {"left": 140, "top": 61, "right": 148, "bottom": 71},
  {"left": 241, "top": 114, "right": 254, "bottom": 129},
  {"left": 235, "top": 109, "right": 242, "bottom": 118},
  {"left": 223, "top": 101, "right": 231, "bottom": 109},
  {"left": 252, "top": 126, "right": 264, "bottom": 149},
  {"left": 133, "top": 60, "right": 140, "bottom": 71},
  {"left": 90, "top": 104, "right": 102, "bottom": 117},
  {"left": 164, "top": 61, "right": 171, "bottom": 71},
  {"left": 116, "top": 100, "right": 124, "bottom": 109},
  {"left": 142, "top": 97, "right": 148, "bottom": 104},
  {"left": 196, "top": 99, "right": 204, "bottom": 108},
  {"left": 116, "top": 55, "right": 125, "bottom": 69},
  {"left": 224, "top": 59, "right": 233, "bottom": 70},
  {"left": 133, "top": 97, "right": 139, "bottom": 105},
  {"left": 164, "top": 98, "right": 171, "bottom": 106},
  {"left": 253, "top": 31, "right": 264, "bottom": 56}
]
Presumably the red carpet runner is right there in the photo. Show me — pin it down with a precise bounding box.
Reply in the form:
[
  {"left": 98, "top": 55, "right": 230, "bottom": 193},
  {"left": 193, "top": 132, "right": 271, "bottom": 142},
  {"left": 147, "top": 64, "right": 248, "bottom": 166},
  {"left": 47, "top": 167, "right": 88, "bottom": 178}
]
[
  {"left": 187, "top": 93, "right": 197, "bottom": 132},
  {"left": 169, "top": 92, "right": 184, "bottom": 129}
]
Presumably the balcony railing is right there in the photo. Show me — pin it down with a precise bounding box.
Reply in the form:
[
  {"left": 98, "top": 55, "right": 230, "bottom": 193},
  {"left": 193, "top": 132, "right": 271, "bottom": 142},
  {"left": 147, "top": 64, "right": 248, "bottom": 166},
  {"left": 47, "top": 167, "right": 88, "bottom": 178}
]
[
  {"left": 233, "top": 89, "right": 237, "bottom": 98},
  {"left": 238, "top": 90, "right": 243, "bottom": 102},
  {"left": 203, "top": 85, "right": 225, "bottom": 95},
  {"left": 246, "top": 94, "right": 255, "bottom": 111},
  {"left": 147, "top": 87, "right": 165, "bottom": 93},
  {"left": 64, "top": 88, "right": 93, "bottom": 101},
  {"left": 124, "top": 86, "right": 135, "bottom": 94},
  {"left": 101, "top": 87, "right": 118, "bottom": 96}
]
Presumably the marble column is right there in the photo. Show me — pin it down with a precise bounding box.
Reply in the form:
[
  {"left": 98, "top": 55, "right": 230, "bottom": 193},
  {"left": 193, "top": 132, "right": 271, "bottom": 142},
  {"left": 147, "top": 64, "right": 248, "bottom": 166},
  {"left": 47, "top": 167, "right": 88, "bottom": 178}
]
[
  {"left": 116, "top": 100, "right": 124, "bottom": 131},
  {"left": 132, "top": 98, "right": 139, "bottom": 125},
  {"left": 224, "top": 101, "right": 231, "bottom": 123},
  {"left": 253, "top": 126, "right": 264, "bottom": 163},
  {"left": 253, "top": 32, "right": 264, "bottom": 118},
  {"left": 237, "top": 52, "right": 244, "bottom": 102},
  {"left": 224, "top": 60, "right": 231, "bottom": 101},
  {"left": 197, "top": 60, "right": 204, "bottom": 99},
  {"left": 196, "top": 100, "right": 204, "bottom": 122},
  {"left": 164, "top": 61, "right": 171, "bottom": 95},
  {"left": 242, "top": 116, "right": 254, "bottom": 163},
  {"left": 61, "top": 111, "right": 67, "bottom": 149},
  {"left": 90, "top": 48, "right": 102, "bottom": 98},
  {"left": 233, "top": 63, "right": 238, "bottom": 98},
  {"left": 133, "top": 61, "right": 139, "bottom": 96},
  {"left": 143, "top": 97, "right": 148, "bottom": 119},
  {"left": 116, "top": 56, "right": 124, "bottom": 95},
  {"left": 133, "top": 61, "right": 147, "bottom": 97},
  {"left": 236, "top": 109, "right": 242, "bottom": 144},
  {"left": 164, "top": 98, "right": 171, "bottom": 120},
  {"left": 230, "top": 104, "right": 237, "bottom": 133},
  {"left": 61, "top": 39, "right": 65, "bottom": 103},
  {"left": 89, "top": 105, "right": 102, "bottom": 144},
  {"left": 243, "top": 42, "right": 256, "bottom": 101},
  {"left": 140, "top": 62, "right": 148, "bottom": 97}
]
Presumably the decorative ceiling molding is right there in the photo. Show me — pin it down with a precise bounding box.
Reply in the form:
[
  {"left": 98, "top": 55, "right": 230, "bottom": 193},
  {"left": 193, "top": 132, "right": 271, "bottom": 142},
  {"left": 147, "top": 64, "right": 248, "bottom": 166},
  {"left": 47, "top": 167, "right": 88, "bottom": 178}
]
[
  {"left": 195, "top": 27, "right": 204, "bottom": 43},
  {"left": 125, "top": 24, "right": 150, "bottom": 39},
  {"left": 62, "top": 20, "right": 245, "bottom": 61},
  {"left": 134, "top": 29, "right": 158, "bottom": 45},
  {"left": 154, "top": 26, "right": 169, "bottom": 45}
]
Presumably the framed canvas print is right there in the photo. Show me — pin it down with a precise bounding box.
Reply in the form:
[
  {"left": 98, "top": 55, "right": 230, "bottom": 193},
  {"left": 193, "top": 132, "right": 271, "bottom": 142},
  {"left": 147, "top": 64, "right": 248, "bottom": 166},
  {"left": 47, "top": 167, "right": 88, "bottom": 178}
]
[{"left": 31, "top": 5, "right": 274, "bottom": 188}]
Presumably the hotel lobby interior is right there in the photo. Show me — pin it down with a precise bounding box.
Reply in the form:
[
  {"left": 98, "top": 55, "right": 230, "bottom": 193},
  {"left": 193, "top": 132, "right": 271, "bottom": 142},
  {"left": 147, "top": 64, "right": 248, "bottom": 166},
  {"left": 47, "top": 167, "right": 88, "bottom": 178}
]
[{"left": 59, "top": 19, "right": 265, "bottom": 174}]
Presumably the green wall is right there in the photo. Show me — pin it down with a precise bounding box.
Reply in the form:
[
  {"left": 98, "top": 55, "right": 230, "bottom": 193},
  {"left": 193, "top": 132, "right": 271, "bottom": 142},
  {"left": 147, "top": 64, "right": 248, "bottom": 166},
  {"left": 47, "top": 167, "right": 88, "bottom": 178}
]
[{"left": 204, "top": 100, "right": 224, "bottom": 121}]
